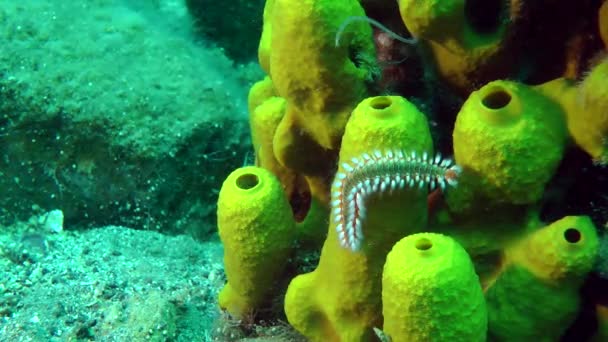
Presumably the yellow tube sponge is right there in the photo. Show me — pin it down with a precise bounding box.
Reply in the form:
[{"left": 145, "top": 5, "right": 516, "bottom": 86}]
[
  {"left": 485, "top": 216, "right": 599, "bottom": 341},
  {"left": 248, "top": 78, "right": 282, "bottom": 167},
  {"left": 535, "top": 60, "right": 608, "bottom": 165},
  {"left": 382, "top": 232, "right": 487, "bottom": 342},
  {"left": 247, "top": 76, "right": 276, "bottom": 116},
  {"left": 397, "top": 0, "right": 522, "bottom": 93},
  {"left": 284, "top": 96, "right": 438, "bottom": 341},
  {"left": 249, "top": 91, "right": 296, "bottom": 190},
  {"left": 576, "top": 57, "right": 608, "bottom": 164},
  {"left": 450, "top": 80, "right": 567, "bottom": 211},
  {"left": 269, "top": 0, "right": 376, "bottom": 173},
  {"left": 217, "top": 166, "right": 295, "bottom": 318},
  {"left": 258, "top": 0, "right": 275, "bottom": 74}
]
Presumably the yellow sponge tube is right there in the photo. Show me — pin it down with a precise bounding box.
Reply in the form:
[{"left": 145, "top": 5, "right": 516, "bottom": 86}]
[
  {"left": 450, "top": 80, "right": 567, "bottom": 211},
  {"left": 485, "top": 216, "right": 599, "bottom": 341},
  {"left": 382, "top": 232, "right": 487, "bottom": 342},
  {"left": 217, "top": 166, "right": 295, "bottom": 318},
  {"left": 283, "top": 95, "right": 433, "bottom": 342}
]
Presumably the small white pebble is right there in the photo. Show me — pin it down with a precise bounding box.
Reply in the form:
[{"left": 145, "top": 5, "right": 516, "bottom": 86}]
[{"left": 43, "top": 209, "right": 64, "bottom": 233}]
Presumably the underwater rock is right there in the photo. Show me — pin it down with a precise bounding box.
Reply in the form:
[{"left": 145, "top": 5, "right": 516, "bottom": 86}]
[
  {"left": 185, "top": 0, "right": 265, "bottom": 62},
  {"left": 0, "top": 0, "right": 256, "bottom": 236}
]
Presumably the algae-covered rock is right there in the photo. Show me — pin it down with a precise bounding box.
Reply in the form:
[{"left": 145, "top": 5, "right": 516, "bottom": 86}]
[{"left": 0, "top": 0, "right": 257, "bottom": 236}]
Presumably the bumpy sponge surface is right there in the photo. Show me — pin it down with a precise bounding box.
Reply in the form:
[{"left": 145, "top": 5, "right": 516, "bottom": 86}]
[
  {"left": 382, "top": 232, "right": 487, "bottom": 342},
  {"left": 485, "top": 216, "right": 599, "bottom": 341},
  {"left": 217, "top": 166, "right": 295, "bottom": 318}
]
